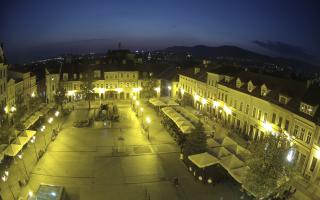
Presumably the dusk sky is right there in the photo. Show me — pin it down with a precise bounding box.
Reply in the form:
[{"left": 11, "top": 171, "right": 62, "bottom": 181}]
[{"left": 1, "top": 0, "right": 319, "bottom": 64}]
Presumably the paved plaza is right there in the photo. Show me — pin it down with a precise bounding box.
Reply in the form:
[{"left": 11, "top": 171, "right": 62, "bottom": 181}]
[{"left": 18, "top": 101, "right": 246, "bottom": 200}]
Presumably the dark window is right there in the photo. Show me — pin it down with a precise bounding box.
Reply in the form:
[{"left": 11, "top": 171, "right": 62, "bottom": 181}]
[
  {"left": 272, "top": 113, "right": 276, "bottom": 123},
  {"left": 284, "top": 120, "right": 289, "bottom": 131},
  {"left": 278, "top": 117, "right": 283, "bottom": 127},
  {"left": 310, "top": 157, "right": 317, "bottom": 172}
]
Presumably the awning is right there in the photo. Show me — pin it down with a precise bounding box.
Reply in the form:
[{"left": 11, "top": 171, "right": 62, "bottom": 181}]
[
  {"left": 14, "top": 136, "right": 29, "bottom": 146},
  {"left": 209, "top": 147, "right": 232, "bottom": 158},
  {"left": 149, "top": 98, "right": 166, "bottom": 106},
  {"left": 188, "top": 152, "right": 219, "bottom": 168},
  {"left": 220, "top": 154, "right": 244, "bottom": 170},
  {"left": 229, "top": 166, "right": 250, "bottom": 184},
  {"left": 4, "top": 144, "right": 23, "bottom": 157},
  {"left": 22, "top": 130, "right": 36, "bottom": 140},
  {"left": 225, "top": 144, "right": 251, "bottom": 161}
]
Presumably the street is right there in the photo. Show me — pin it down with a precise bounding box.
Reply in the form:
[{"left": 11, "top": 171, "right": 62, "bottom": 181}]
[{"left": 19, "top": 101, "right": 245, "bottom": 200}]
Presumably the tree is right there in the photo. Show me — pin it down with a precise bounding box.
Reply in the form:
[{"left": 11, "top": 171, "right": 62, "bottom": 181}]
[
  {"left": 183, "top": 121, "right": 207, "bottom": 156},
  {"left": 141, "top": 75, "right": 157, "bottom": 98},
  {"left": 80, "top": 73, "right": 95, "bottom": 109},
  {"left": 180, "top": 93, "right": 193, "bottom": 106},
  {"left": 54, "top": 85, "right": 66, "bottom": 110},
  {"left": 245, "top": 134, "right": 297, "bottom": 199}
]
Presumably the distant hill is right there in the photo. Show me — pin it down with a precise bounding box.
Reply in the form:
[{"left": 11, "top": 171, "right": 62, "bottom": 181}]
[{"left": 161, "top": 45, "right": 320, "bottom": 73}]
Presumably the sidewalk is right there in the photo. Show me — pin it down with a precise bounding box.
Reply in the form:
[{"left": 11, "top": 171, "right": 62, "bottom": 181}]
[
  {"left": 182, "top": 105, "right": 320, "bottom": 200},
  {"left": 0, "top": 103, "right": 63, "bottom": 200}
]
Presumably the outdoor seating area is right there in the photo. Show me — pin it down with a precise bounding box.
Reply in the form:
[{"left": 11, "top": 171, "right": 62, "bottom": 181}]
[
  {"left": 161, "top": 107, "right": 195, "bottom": 134},
  {"left": 148, "top": 98, "right": 179, "bottom": 107},
  {"left": 185, "top": 151, "right": 254, "bottom": 198}
]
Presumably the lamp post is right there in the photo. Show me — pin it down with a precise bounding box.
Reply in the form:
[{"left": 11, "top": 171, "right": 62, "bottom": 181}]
[
  {"left": 17, "top": 153, "right": 29, "bottom": 180},
  {"left": 48, "top": 117, "right": 54, "bottom": 140},
  {"left": 146, "top": 116, "right": 151, "bottom": 140},
  {"left": 1, "top": 170, "right": 15, "bottom": 200},
  {"left": 40, "top": 125, "right": 47, "bottom": 147},
  {"left": 154, "top": 87, "right": 160, "bottom": 98},
  {"left": 30, "top": 136, "right": 39, "bottom": 160}
]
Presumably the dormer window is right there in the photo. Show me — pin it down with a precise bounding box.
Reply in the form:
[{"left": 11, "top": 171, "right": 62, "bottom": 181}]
[
  {"left": 261, "top": 84, "right": 270, "bottom": 96},
  {"left": 247, "top": 81, "right": 255, "bottom": 92},
  {"left": 236, "top": 78, "right": 243, "bottom": 88},
  {"left": 279, "top": 94, "right": 291, "bottom": 105},
  {"left": 300, "top": 102, "right": 316, "bottom": 116}
]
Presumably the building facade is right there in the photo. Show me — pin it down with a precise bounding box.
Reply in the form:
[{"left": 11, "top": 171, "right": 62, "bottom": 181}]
[{"left": 178, "top": 66, "right": 320, "bottom": 184}]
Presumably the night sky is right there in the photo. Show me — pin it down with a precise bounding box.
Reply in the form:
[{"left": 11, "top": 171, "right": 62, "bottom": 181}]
[{"left": 1, "top": 0, "right": 319, "bottom": 64}]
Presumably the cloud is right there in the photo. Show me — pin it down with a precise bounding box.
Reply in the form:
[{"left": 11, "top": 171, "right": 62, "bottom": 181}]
[{"left": 253, "top": 40, "right": 315, "bottom": 60}]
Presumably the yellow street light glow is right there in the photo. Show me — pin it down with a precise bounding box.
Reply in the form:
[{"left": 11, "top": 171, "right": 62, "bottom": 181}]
[
  {"left": 98, "top": 88, "right": 106, "bottom": 94},
  {"left": 136, "top": 101, "right": 140, "bottom": 106},
  {"left": 18, "top": 154, "right": 22, "bottom": 159},
  {"left": 132, "top": 96, "right": 137, "bottom": 100},
  {"left": 132, "top": 87, "right": 142, "bottom": 92},
  {"left": 48, "top": 117, "right": 53, "bottom": 124},
  {"left": 168, "top": 86, "right": 172, "bottom": 90},
  {"left": 194, "top": 94, "right": 199, "bottom": 101},
  {"left": 201, "top": 98, "right": 207, "bottom": 105},
  {"left": 67, "top": 90, "right": 76, "bottom": 96},
  {"left": 4, "top": 107, "right": 8, "bottom": 114},
  {"left": 55, "top": 111, "right": 60, "bottom": 117},
  {"left": 28, "top": 191, "right": 33, "bottom": 197},
  {"left": 315, "top": 149, "right": 320, "bottom": 160},
  {"left": 140, "top": 107, "right": 144, "bottom": 112},
  {"left": 262, "top": 121, "right": 273, "bottom": 132},
  {"left": 213, "top": 101, "right": 220, "bottom": 108},
  {"left": 115, "top": 88, "right": 123, "bottom": 93},
  {"left": 4, "top": 171, "right": 9, "bottom": 176},
  {"left": 180, "top": 88, "right": 185, "bottom": 95},
  {"left": 11, "top": 106, "right": 16, "bottom": 112},
  {"left": 31, "top": 92, "right": 35, "bottom": 97},
  {"left": 287, "top": 149, "right": 295, "bottom": 162},
  {"left": 1, "top": 176, "right": 7, "bottom": 182},
  {"left": 154, "top": 87, "right": 160, "bottom": 93},
  {"left": 146, "top": 117, "right": 151, "bottom": 124},
  {"left": 223, "top": 105, "right": 232, "bottom": 115}
]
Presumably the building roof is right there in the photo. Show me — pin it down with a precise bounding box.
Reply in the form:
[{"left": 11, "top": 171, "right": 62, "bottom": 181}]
[{"left": 218, "top": 71, "right": 320, "bottom": 123}]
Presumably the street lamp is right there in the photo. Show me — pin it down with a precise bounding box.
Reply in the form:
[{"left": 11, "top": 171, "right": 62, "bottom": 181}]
[
  {"left": 55, "top": 111, "right": 60, "bottom": 117},
  {"left": 40, "top": 125, "right": 47, "bottom": 147},
  {"left": 154, "top": 87, "right": 160, "bottom": 98},
  {"left": 146, "top": 117, "right": 151, "bottom": 140},
  {"left": 17, "top": 153, "right": 29, "bottom": 180},
  {"left": 140, "top": 107, "right": 144, "bottom": 118},
  {"left": 30, "top": 136, "right": 39, "bottom": 160},
  {"left": 167, "top": 86, "right": 172, "bottom": 97}
]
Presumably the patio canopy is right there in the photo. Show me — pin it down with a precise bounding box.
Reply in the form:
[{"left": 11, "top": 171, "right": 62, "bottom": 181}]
[
  {"left": 149, "top": 98, "right": 166, "bottom": 107},
  {"left": 4, "top": 144, "right": 23, "bottom": 157},
  {"left": 225, "top": 144, "right": 251, "bottom": 162},
  {"left": 220, "top": 154, "right": 245, "bottom": 170},
  {"left": 14, "top": 136, "right": 29, "bottom": 146},
  {"left": 22, "top": 130, "right": 36, "bottom": 140},
  {"left": 161, "top": 107, "right": 195, "bottom": 134},
  {"left": 188, "top": 152, "right": 219, "bottom": 168},
  {"left": 209, "top": 146, "right": 232, "bottom": 158},
  {"left": 229, "top": 166, "right": 250, "bottom": 184}
]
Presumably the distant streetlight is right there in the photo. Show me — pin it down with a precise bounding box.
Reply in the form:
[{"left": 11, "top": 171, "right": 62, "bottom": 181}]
[
  {"left": 146, "top": 117, "right": 151, "bottom": 140},
  {"left": 48, "top": 117, "right": 53, "bottom": 124},
  {"left": 55, "top": 111, "right": 60, "bottom": 117}
]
